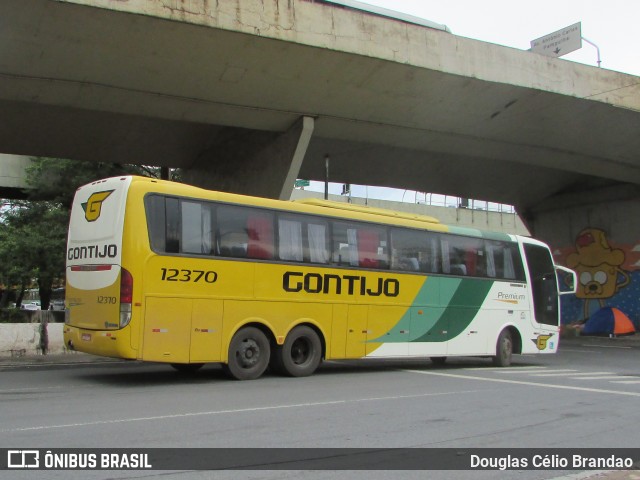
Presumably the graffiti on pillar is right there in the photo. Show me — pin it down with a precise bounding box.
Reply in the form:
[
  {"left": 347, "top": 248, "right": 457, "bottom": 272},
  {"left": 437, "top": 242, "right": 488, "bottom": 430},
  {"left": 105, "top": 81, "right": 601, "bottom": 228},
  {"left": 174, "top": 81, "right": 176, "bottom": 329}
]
[
  {"left": 557, "top": 227, "right": 639, "bottom": 329},
  {"left": 565, "top": 228, "right": 630, "bottom": 319}
]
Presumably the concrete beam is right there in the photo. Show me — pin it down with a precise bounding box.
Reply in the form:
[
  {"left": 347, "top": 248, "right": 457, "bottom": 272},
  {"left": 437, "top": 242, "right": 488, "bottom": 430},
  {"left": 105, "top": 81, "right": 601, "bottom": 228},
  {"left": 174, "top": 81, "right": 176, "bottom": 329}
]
[
  {"left": 0, "top": 154, "right": 31, "bottom": 199},
  {"left": 182, "top": 116, "right": 314, "bottom": 199}
]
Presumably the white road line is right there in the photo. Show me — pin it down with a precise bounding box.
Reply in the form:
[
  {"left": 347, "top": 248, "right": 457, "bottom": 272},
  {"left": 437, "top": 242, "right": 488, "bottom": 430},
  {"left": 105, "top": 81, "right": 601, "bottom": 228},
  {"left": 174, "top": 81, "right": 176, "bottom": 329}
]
[
  {"left": 610, "top": 380, "right": 640, "bottom": 384},
  {"left": 493, "top": 369, "right": 550, "bottom": 374},
  {"left": 496, "top": 369, "right": 578, "bottom": 375},
  {"left": 0, "top": 386, "right": 63, "bottom": 393},
  {"left": 580, "top": 344, "right": 632, "bottom": 349},
  {"left": 463, "top": 366, "right": 549, "bottom": 371},
  {"left": 0, "top": 389, "right": 481, "bottom": 433},
  {"left": 571, "top": 375, "right": 636, "bottom": 380},
  {"left": 528, "top": 371, "right": 611, "bottom": 377},
  {"left": 402, "top": 369, "right": 640, "bottom": 397}
]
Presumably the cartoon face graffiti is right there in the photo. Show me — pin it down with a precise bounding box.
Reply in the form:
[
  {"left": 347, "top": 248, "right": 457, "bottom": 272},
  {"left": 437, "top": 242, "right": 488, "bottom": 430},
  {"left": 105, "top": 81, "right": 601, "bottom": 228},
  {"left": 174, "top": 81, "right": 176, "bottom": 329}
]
[{"left": 566, "top": 228, "right": 630, "bottom": 301}]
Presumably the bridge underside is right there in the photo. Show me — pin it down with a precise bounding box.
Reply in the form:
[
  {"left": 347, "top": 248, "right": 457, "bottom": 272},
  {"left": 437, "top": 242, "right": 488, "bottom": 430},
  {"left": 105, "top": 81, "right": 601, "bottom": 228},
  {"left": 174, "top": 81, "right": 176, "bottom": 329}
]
[{"left": 1, "top": 0, "right": 639, "bottom": 222}]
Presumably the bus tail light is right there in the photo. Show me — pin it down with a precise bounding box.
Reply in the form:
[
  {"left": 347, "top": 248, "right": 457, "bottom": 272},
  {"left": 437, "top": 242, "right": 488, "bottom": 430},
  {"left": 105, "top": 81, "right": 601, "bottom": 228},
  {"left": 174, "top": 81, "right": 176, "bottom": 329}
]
[{"left": 120, "top": 268, "right": 133, "bottom": 328}]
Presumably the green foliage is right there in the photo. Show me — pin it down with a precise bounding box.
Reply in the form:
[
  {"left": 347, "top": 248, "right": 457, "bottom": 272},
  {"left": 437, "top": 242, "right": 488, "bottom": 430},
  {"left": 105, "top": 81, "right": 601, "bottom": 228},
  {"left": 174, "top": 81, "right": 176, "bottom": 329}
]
[
  {"left": 0, "top": 200, "right": 67, "bottom": 309},
  {"left": 25, "top": 158, "right": 154, "bottom": 210}
]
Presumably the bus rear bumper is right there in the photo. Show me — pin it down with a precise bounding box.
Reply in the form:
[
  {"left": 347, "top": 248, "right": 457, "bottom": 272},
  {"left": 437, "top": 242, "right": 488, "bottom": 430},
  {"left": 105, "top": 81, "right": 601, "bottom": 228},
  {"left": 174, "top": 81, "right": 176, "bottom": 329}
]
[{"left": 63, "top": 325, "right": 137, "bottom": 360}]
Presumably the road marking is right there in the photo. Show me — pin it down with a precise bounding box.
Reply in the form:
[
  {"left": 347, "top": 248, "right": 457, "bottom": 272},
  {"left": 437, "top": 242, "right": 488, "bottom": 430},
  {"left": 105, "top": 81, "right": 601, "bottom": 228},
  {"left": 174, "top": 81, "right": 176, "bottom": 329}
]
[
  {"left": 580, "top": 344, "right": 632, "bottom": 349},
  {"left": 514, "top": 369, "right": 579, "bottom": 375},
  {"left": 528, "top": 371, "right": 611, "bottom": 377},
  {"left": 0, "top": 386, "right": 64, "bottom": 393},
  {"left": 610, "top": 380, "right": 640, "bottom": 384},
  {"left": 0, "top": 389, "right": 481, "bottom": 433},
  {"left": 402, "top": 369, "right": 640, "bottom": 397},
  {"left": 571, "top": 375, "right": 636, "bottom": 380},
  {"left": 463, "top": 366, "right": 549, "bottom": 371}
]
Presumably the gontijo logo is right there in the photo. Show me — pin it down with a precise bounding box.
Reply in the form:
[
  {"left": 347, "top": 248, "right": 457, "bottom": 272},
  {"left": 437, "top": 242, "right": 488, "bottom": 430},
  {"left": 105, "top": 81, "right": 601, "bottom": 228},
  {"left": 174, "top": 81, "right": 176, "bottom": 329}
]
[
  {"left": 533, "top": 334, "right": 554, "bottom": 350},
  {"left": 81, "top": 190, "right": 114, "bottom": 222}
]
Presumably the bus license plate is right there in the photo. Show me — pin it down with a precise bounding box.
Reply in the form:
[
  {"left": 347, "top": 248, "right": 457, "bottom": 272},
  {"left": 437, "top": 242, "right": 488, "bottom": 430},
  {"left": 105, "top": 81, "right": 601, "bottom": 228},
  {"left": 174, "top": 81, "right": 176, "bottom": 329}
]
[{"left": 81, "top": 333, "right": 91, "bottom": 341}]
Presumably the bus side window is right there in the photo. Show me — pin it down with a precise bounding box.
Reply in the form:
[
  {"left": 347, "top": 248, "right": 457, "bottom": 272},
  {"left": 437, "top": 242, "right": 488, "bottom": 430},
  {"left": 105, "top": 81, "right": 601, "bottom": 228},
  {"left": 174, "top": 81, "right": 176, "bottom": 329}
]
[
  {"left": 390, "top": 228, "right": 440, "bottom": 273},
  {"left": 278, "top": 218, "right": 304, "bottom": 262},
  {"left": 165, "top": 197, "right": 180, "bottom": 254},
  {"left": 181, "top": 201, "right": 215, "bottom": 255},
  {"left": 277, "top": 215, "right": 330, "bottom": 264},
  {"left": 332, "top": 222, "right": 388, "bottom": 269},
  {"left": 145, "top": 195, "right": 166, "bottom": 252},
  {"left": 247, "top": 213, "right": 274, "bottom": 260},
  {"left": 441, "top": 235, "right": 485, "bottom": 277},
  {"left": 216, "top": 206, "right": 274, "bottom": 260},
  {"left": 217, "top": 205, "right": 248, "bottom": 258}
]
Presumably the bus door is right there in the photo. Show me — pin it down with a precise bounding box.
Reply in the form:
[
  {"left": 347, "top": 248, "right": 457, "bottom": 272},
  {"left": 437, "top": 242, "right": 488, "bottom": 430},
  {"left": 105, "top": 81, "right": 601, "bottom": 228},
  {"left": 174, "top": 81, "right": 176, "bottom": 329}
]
[{"left": 523, "top": 244, "right": 559, "bottom": 331}]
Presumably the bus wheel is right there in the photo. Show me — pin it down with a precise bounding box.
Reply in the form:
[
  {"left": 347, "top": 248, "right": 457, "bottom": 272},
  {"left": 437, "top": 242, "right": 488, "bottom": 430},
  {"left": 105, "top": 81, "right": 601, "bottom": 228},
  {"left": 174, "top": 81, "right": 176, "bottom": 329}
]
[
  {"left": 278, "top": 326, "right": 322, "bottom": 377},
  {"left": 225, "top": 327, "right": 270, "bottom": 380},
  {"left": 492, "top": 329, "right": 513, "bottom": 367},
  {"left": 170, "top": 363, "right": 204, "bottom": 373},
  {"left": 430, "top": 356, "right": 447, "bottom": 366}
]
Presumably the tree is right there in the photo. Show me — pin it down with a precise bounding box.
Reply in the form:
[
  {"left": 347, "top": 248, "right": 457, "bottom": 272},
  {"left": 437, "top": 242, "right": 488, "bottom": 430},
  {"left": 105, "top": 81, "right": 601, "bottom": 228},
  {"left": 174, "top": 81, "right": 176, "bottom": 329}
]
[{"left": 0, "top": 201, "right": 67, "bottom": 309}]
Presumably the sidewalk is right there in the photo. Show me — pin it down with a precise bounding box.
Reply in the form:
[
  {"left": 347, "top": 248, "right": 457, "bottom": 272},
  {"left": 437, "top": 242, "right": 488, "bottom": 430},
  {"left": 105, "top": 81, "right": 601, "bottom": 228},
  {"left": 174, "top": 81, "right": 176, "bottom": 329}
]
[
  {"left": 0, "top": 351, "right": 126, "bottom": 367},
  {"left": 559, "top": 332, "right": 640, "bottom": 349}
]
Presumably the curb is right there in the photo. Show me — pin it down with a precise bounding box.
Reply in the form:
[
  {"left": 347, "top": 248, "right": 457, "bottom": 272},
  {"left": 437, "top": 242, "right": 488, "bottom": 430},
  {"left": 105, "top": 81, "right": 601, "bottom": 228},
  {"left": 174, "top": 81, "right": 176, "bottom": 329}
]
[
  {"left": 560, "top": 334, "right": 640, "bottom": 349},
  {"left": 0, "top": 352, "right": 127, "bottom": 368}
]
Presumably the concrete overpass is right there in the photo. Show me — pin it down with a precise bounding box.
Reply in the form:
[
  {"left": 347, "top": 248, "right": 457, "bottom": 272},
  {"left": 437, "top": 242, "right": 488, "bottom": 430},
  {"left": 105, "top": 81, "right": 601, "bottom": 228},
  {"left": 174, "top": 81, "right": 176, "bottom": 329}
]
[
  {"left": 1, "top": 0, "right": 640, "bottom": 230},
  {"left": 0, "top": 155, "right": 30, "bottom": 200}
]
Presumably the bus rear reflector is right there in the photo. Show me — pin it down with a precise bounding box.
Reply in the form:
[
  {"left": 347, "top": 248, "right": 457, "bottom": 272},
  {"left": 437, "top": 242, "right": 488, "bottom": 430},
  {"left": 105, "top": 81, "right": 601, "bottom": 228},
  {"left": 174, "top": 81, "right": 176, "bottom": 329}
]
[{"left": 70, "top": 265, "right": 112, "bottom": 272}]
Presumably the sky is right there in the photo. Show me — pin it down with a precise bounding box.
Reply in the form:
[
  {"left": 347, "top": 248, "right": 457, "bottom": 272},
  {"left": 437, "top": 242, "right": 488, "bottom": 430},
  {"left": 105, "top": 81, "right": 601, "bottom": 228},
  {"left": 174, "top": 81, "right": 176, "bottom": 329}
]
[{"left": 303, "top": 0, "right": 639, "bottom": 204}]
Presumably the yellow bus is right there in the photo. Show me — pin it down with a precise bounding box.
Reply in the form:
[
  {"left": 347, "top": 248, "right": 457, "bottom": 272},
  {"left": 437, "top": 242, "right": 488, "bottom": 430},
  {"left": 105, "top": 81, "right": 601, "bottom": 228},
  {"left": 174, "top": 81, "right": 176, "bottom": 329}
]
[{"left": 64, "top": 176, "right": 575, "bottom": 380}]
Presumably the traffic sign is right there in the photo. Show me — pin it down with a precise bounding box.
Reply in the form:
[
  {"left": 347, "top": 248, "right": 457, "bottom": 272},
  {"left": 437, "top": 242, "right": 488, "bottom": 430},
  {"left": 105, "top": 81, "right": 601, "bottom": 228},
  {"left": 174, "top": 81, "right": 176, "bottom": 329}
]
[
  {"left": 530, "top": 22, "right": 581, "bottom": 58},
  {"left": 295, "top": 179, "right": 310, "bottom": 188}
]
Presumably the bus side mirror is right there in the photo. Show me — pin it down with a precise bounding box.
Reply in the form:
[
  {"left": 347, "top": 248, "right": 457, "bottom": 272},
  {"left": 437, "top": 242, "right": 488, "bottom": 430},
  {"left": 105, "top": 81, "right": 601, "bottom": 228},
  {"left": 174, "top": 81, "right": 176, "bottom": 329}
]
[{"left": 555, "top": 265, "right": 577, "bottom": 296}]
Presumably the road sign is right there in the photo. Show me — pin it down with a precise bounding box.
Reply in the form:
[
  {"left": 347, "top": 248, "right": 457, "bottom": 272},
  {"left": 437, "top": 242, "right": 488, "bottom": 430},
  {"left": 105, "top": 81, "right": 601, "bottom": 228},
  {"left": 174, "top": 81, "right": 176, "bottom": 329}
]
[
  {"left": 295, "top": 179, "right": 310, "bottom": 188},
  {"left": 530, "top": 22, "right": 581, "bottom": 58}
]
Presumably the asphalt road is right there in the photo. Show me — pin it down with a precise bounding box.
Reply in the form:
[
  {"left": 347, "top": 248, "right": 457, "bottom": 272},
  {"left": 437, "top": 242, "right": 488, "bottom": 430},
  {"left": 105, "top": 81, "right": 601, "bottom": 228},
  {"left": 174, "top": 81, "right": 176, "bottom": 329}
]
[{"left": 1, "top": 337, "right": 639, "bottom": 480}]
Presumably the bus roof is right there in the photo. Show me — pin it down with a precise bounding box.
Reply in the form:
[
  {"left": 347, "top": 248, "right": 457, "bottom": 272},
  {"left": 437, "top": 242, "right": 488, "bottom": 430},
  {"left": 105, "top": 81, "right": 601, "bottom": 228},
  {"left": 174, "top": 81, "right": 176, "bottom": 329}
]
[
  {"left": 126, "top": 176, "right": 518, "bottom": 241},
  {"left": 294, "top": 198, "right": 441, "bottom": 225}
]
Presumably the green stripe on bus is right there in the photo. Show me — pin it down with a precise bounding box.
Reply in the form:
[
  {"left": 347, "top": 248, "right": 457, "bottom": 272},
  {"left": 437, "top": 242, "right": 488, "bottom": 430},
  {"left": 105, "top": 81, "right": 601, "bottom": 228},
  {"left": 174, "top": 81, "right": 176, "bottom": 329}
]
[
  {"left": 412, "top": 278, "right": 494, "bottom": 343},
  {"left": 370, "top": 277, "right": 494, "bottom": 343}
]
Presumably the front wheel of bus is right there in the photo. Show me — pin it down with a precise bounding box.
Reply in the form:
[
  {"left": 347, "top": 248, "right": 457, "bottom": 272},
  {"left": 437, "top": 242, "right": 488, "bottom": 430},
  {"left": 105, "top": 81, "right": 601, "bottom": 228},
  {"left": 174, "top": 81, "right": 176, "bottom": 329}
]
[
  {"left": 492, "top": 329, "right": 513, "bottom": 367},
  {"left": 225, "top": 327, "right": 271, "bottom": 380},
  {"left": 276, "top": 326, "right": 322, "bottom": 377}
]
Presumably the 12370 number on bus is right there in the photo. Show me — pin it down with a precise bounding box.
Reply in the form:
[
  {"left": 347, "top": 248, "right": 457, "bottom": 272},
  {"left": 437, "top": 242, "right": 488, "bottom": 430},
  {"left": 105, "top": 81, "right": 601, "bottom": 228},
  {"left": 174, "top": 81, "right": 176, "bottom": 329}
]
[{"left": 160, "top": 268, "right": 218, "bottom": 283}]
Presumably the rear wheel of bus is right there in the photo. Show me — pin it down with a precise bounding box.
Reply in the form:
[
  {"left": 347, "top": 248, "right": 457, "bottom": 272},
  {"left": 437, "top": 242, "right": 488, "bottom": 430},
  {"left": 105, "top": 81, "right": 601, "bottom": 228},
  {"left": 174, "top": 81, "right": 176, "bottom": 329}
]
[
  {"left": 224, "top": 327, "right": 271, "bottom": 380},
  {"left": 272, "top": 325, "right": 322, "bottom": 377}
]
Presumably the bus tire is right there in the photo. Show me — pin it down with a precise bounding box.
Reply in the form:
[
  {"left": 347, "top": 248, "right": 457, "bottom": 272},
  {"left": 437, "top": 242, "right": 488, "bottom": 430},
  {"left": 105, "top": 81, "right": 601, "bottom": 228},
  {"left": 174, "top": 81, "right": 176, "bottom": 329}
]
[
  {"left": 224, "top": 327, "right": 271, "bottom": 380},
  {"left": 430, "top": 356, "right": 447, "bottom": 366},
  {"left": 492, "top": 329, "right": 513, "bottom": 367},
  {"left": 278, "top": 326, "right": 322, "bottom": 377},
  {"left": 170, "top": 363, "right": 204, "bottom": 373}
]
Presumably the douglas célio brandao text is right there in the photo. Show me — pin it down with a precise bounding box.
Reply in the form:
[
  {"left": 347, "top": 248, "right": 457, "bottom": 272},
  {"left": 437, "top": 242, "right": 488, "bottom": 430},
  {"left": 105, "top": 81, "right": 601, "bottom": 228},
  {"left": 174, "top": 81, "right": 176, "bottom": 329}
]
[{"left": 470, "top": 453, "right": 635, "bottom": 470}]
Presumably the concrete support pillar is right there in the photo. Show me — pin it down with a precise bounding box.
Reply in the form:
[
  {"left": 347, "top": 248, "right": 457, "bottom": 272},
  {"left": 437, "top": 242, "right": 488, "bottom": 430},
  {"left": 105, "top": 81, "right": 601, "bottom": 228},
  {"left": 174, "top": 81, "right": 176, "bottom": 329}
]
[{"left": 182, "top": 116, "right": 314, "bottom": 200}]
